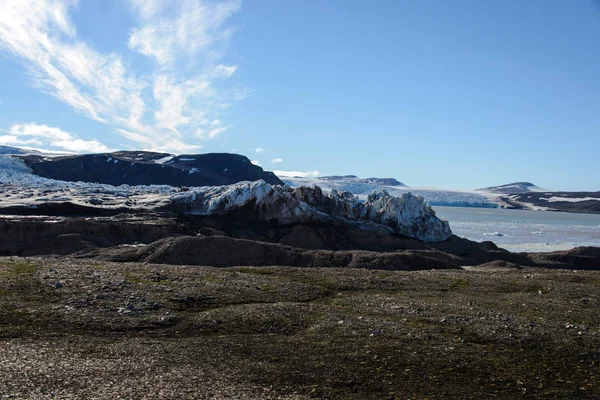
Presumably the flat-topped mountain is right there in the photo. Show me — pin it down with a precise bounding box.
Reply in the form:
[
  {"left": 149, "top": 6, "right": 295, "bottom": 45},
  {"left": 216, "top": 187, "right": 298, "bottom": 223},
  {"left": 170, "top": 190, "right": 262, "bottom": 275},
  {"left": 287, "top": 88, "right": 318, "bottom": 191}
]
[
  {"left": 478, "top": 182, "right": 544, "bottom": 194},
  {"left": 19, "top": 151, "right": 284, "bottom": 187},
  {"left": 317, "top": 175, "right": 405, "bottom": 187}
]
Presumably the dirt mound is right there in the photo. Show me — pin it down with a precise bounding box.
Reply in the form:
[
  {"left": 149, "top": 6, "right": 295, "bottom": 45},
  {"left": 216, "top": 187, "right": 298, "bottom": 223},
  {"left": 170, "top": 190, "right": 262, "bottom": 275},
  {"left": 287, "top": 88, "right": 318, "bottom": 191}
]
[
  {"left": 527, "top": 246, "right": 600, "bottom": 270},
  {"left": 0, "top": 214, "right": 189, "bottom": 256},
  {"left": 463, "top": 260, "right": 525, "bottom": 271},
  {"left": 78, "top": 235, "right": 462, "bottom": 271}
]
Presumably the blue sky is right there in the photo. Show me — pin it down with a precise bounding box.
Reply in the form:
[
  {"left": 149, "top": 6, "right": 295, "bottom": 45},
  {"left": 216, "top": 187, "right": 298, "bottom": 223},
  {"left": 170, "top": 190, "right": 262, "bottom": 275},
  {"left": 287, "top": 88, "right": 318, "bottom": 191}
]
[{"left": 0, "top": 0, "right": 599, "bottom": 190}]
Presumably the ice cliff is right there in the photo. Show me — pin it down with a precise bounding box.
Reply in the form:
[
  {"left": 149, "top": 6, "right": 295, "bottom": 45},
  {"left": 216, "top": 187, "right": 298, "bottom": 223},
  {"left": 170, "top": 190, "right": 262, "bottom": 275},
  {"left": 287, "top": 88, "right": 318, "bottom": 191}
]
[{"left": 169, "top": 181, "right": 452, "bottom": 242}]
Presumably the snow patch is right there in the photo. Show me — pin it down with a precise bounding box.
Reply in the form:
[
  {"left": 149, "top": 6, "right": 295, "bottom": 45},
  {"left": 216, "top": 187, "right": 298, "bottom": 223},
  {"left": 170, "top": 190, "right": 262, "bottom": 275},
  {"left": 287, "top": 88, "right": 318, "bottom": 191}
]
[
  {"left": 545, "top": 196, "right": 600, "bottom": 203},
  {"left": 154, "top": 156, "right": 174, "bottom": 164}
]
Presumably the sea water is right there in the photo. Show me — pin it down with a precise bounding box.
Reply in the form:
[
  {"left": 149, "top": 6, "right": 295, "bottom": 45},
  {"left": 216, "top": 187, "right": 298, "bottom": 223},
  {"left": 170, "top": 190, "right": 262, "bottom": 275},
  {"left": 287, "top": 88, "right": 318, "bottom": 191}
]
[{"left": 433, "top": 206, "right": 600, "bottom": 252}]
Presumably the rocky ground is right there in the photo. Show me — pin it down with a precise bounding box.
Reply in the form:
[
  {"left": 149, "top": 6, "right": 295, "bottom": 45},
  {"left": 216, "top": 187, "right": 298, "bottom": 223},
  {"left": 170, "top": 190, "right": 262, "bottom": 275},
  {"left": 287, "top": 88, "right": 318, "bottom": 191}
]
[{"left": 1, "top": 257, "right": 599, "bottom": 399}]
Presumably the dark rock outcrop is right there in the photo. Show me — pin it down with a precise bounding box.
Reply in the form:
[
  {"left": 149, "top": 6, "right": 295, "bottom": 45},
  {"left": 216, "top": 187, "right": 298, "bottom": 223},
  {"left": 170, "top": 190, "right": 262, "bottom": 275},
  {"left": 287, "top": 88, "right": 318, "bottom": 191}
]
[
  {"left": 0, "top": 214, "right": 192, "bottom": 256},
  {"left": 20, "top": 151, "right": 284, "bottom": 187}
]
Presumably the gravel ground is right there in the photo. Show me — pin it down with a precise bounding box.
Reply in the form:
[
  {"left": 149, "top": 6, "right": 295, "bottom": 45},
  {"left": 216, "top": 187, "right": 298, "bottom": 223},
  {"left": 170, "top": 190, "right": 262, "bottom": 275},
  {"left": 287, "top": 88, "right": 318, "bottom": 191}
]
[{"left": 1, "top": 256, "right": 599, "bottom": 399}]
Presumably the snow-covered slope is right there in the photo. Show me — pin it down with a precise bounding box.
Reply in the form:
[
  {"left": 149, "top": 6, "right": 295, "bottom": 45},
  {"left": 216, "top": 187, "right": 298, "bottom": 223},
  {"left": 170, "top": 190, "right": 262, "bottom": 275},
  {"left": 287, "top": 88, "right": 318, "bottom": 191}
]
[
  {"left": 282, "top": 176, "right": 499, "bottom": 208},
  {"left": 0, "top": 155, "right": 178, "bottom": 210},
  {"left": 0, "top": 146, "right": 29, "bottom": 155}
]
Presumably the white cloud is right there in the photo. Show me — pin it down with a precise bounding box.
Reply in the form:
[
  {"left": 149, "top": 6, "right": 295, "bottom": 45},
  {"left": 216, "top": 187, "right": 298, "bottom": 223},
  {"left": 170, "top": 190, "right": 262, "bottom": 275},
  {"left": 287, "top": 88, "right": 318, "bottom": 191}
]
[
  {"left": 251, "top": 160, "right": 261, "bottom": 166},
  {"left": 0, "top": 135, "right": 43, "bottom": 146},
  {"left": 195, "top": 125, "right": 230, "bottom": 140},
  {"left": 128, "top": 0, "right": 241, "bottom": 65},
  {"left": 4, "top": 122, "right": 109, "bottom": 153},
  {"left": 51, "top": 138, "right": 109, "bottom": 153},
  {"left": 274, "top": 170, "right": 320, "bottom": 178},
  {"left": 271, "top": 158, "right": 283, "bottom": 163},
  {"left": 129, "top": 0, "right": 162, "bottom": 19},
  {"left": 9, "top": 123, "right": 72, "bottom": 140},
  {"left": 211, "top": 64, "right": 238, "bottom": 79},
  {"left": 153, "top": 75, "right": 191, "bottom": 132},
  {"left": 255, "top": 147, "right": 264, "bottom": 153},
  {"left": 151, "top": 140, "right": 202, "bottom": 154},
  {"left": 0, "top": 0, "right": 247, "bottom": 154}
]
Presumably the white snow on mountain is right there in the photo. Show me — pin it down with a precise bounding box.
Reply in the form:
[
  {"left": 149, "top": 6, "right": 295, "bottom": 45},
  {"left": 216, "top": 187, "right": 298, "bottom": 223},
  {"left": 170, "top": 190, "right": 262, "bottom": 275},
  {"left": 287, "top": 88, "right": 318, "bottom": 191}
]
[
  {"left": 154, "top": 156, "right": 174, "bottom": 164},
  {"left": 542, "top": 196, "right": 600, "bottom": 203},
  {"left": 282, "top": 176, "right": 501, "bottom": 208},
  {"left": 0, "top": 155, "right": 178, "bottom": 209}
]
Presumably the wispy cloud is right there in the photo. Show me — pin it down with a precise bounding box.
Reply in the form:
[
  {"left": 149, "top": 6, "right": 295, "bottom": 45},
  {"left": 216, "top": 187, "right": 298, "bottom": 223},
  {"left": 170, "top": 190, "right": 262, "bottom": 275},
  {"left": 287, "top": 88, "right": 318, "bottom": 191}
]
[
  {"left": 274, "top": 170, "right": 320, "bottom": 178},
  {"left": 195, "top": 123, "right": 231, "bottom": 140},
  {"left": 128, "top": 0, "right": 241, "bottom": 65},
  {"left": 255, "top": 147, "right": 264, "bottom": 153},
  {"left": 251, "top": 160, "right": 261, "bottom": 166},
  {"left": 2, "top": 122, "right": 110, "bottom": 153},
  {"left": 0, "top": 0, "right": 246, "bottom": 153},
  {"left": 271, "top": 158, "right": 283, "bottom": 163}
]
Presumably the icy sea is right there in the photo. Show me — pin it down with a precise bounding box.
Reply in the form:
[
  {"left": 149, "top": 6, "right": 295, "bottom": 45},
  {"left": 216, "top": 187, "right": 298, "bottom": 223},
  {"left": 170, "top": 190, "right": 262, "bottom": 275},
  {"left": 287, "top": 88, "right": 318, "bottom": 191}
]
[{"left": 433, "top": 206, "right": 600, "bottom": 252}]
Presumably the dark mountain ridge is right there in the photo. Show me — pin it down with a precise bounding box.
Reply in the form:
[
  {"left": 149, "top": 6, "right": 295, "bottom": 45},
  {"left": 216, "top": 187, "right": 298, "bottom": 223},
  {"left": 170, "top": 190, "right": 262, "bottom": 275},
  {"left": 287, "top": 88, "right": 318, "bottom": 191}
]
[
  {"left": 501, "top": 191, "right": 600, "bottom": 214},
  {"left": 20, "top": 151, "right": 284, "bottom": 187}
]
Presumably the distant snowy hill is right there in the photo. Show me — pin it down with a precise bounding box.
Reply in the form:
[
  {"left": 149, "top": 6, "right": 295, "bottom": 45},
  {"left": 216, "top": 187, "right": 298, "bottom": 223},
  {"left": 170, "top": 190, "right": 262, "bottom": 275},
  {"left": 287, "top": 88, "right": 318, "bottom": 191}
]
[
  {"left": 0, "top": 145, "right": 30, "bottom": 155},
  {"left": 317, "top": 175, "right": 405, "bottom": 187},
  {"left": 478, "top": 182, "right": 545, "bottom": 194},
  {"left": 282, "top": 176, "right": 498, "bottom": 208}
]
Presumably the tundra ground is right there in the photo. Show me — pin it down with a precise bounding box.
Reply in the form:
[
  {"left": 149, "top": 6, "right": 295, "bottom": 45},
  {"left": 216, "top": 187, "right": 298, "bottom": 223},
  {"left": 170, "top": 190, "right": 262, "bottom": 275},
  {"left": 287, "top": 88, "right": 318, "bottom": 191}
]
[{"left": 0, "top": 257, "right": 599, "bottom": 399}]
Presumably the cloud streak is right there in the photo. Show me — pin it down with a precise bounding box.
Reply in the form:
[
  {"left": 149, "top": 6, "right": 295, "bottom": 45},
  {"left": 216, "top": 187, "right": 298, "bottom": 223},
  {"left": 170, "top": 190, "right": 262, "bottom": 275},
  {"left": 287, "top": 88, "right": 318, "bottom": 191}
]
[
  {"left": 273, "top": 170, "right": 320, "bottom": 178},
  {"left": 0, "top": 0, "right": 246, "bottom": 153}
]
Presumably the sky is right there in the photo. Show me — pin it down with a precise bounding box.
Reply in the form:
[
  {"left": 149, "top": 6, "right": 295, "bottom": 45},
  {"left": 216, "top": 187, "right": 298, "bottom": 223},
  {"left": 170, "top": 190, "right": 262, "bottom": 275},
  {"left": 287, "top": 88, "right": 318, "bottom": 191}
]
[{"left": 0, "top": 0, "right": 599, "bottom": 191}]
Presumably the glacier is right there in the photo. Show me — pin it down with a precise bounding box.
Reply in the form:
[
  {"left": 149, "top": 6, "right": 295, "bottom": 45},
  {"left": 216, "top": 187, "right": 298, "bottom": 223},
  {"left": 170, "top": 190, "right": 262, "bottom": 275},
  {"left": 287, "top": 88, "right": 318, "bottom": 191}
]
[{"left": 0, "top": 155, "right": 452, "bottom": 242}]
